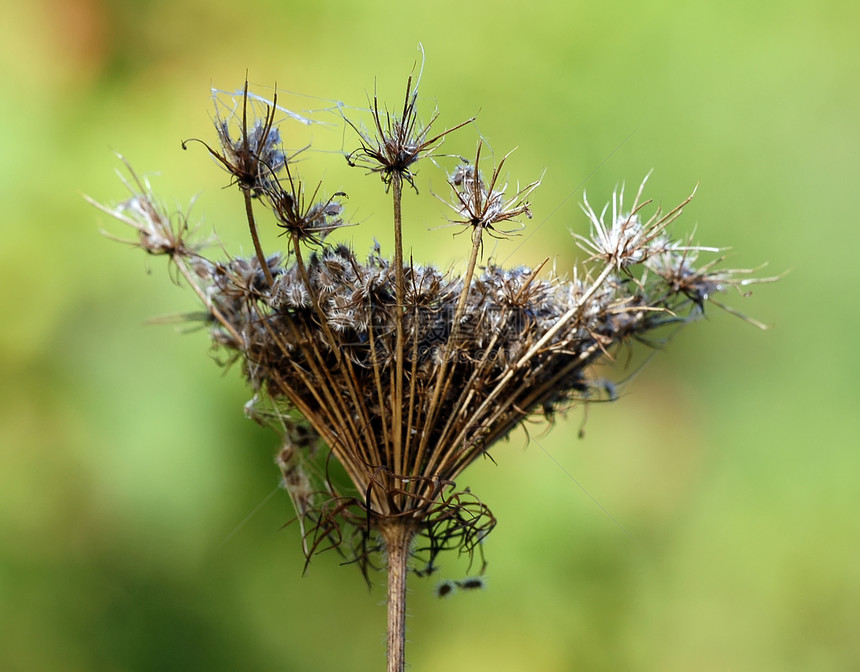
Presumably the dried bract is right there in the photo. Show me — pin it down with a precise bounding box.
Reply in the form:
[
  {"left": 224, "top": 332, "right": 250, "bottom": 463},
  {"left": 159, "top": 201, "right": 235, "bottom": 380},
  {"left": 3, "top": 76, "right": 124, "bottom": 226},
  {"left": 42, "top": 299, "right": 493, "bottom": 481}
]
[
  {"left": 344, "top": 74, "right": 473, "bottom": 192},
  {"left": 576, "top": 175, "right": 693, "bottom": 271},
  {"left": 263, "top": 164, "right": 352, "bottom": 246},
  {"left": 88, "top": 155, "right": 201, "bottom": 259},
  {"left": 445, "top": 143, "right": 540, "bottom": 243},
  {"left": 182, "top": 79, "right": 284, "bottom": 194}
]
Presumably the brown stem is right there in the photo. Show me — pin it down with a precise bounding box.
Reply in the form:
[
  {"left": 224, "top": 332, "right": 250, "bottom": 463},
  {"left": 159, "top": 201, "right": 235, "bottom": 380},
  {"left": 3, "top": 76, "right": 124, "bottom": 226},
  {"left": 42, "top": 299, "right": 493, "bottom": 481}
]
[
  {"left": 413, "top": 223, "right": 484, "bottom": 476},
  {"left": 242, "top": 187, "right": 274, "bottom": 287},
  {"left": 391, "top": 174, "right": 405, "bottom": 480},
  {"left": 171, "top": 255, "right": 243, "bottom": 347},
  {"left": 381, "top": 521, "right": 415, "bottom": 672}
]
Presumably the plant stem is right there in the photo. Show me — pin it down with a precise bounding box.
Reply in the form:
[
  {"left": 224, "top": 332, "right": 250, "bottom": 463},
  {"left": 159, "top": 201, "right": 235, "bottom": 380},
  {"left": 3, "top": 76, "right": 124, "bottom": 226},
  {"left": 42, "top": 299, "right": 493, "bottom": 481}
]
[
  {"left": 242, "top": 187, "right": 274, "bottom": 286},
  {"left": 391, "top": 174, "right": 405, "bottom": 479},
  {"left": 381, "top": 521, "right": 415, "bottom": 672},
  {"left": 413, "top": 223, "right": 483, "bottom": 475}
]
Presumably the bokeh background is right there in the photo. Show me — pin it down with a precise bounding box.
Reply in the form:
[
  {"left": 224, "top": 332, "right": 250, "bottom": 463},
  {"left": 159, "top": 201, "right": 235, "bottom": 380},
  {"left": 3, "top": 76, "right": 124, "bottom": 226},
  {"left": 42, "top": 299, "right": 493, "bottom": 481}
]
[{"left": 2, "top": 1, "right": 858, "bottom": 670}]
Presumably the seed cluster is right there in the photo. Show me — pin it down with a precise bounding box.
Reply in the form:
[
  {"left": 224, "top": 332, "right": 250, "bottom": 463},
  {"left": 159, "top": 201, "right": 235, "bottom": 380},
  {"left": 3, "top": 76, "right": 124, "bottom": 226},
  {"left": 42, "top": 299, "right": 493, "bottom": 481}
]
[{"left": 92, "top": 75, "right": 770, "bottom": 578}]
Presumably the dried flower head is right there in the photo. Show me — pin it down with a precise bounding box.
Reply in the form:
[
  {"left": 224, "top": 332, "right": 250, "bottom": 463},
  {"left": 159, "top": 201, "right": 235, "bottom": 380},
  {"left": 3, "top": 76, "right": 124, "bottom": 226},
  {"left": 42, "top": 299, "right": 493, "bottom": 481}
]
[
  {"left": 263, "top": 164, "right": 352, "bottom": 246},
  {"left": 93, "top": 64, "right": 774, "bottom": 672},
  {"left": 182, "top": 79, "right": 314, "bottom": 287},
  {"left": 88, "top": 156, "right": 201, "bottom": 259},
  {"left": 182, "top": 79, "right": 285, "bottom": 193},
  {"left": 444, "top": 142, "right": 540, "bottom": 239},
  {"left": 575, "top": 174, "right": 690, "bottom": 270},
  {"left": 344, "top": 69, "right": 474, "bottom": 192}
]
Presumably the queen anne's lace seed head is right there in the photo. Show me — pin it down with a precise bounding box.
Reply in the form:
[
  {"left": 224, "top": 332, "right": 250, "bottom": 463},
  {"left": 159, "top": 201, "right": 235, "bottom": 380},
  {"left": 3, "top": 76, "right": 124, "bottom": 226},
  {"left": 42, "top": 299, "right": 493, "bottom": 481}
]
[{"left": 93, "top": 72, "right": 774, "bottom": 583}]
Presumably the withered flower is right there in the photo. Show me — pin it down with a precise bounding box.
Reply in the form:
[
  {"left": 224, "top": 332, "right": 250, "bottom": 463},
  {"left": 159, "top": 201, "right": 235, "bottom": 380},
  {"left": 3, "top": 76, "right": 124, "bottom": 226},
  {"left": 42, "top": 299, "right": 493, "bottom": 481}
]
[
  {"left": 446, "top": 142, "right": 540, "bottom": 236},
  {"left": 182, "top": 79, "right": 292, "bottom": 286},
  {"left": 182, "top": 80, "right": 286, "bottom": 193},
  {"left": 94, "top": 67, "right": 773, "bottom": 672},
  {"left": 344, "top": 72, "right": 474, "bottom": 192},
  {"left": 264, "top": 164, "right": 351, "bottom": 247}
]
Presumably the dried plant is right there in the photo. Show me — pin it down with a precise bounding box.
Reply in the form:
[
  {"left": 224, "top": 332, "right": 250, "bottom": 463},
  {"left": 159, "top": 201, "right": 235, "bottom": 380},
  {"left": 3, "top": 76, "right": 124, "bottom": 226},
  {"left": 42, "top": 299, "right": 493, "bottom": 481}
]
[{"left": 90, "top": 65, "right": 773, "bottom": 672}]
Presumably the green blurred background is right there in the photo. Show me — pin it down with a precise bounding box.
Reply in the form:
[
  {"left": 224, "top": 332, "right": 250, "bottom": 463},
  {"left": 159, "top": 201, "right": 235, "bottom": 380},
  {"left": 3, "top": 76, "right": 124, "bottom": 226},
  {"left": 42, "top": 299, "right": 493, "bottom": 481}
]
[{"left": 2, "top": 1, "right": 857, "bottom": 670}]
